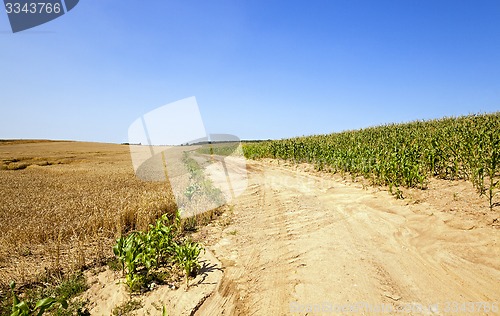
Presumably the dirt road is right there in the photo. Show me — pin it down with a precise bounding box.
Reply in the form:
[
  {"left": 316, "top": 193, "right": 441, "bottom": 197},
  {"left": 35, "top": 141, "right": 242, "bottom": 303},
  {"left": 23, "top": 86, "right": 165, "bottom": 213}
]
[{"left": 197, "top": 160, "right": 500, "bottom": 315}]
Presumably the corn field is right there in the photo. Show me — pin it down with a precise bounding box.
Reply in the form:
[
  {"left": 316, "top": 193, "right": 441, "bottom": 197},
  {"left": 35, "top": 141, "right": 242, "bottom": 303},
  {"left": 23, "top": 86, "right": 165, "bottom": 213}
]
[{"left": 243, "top": 113, "right": 500, "bottom": 209}]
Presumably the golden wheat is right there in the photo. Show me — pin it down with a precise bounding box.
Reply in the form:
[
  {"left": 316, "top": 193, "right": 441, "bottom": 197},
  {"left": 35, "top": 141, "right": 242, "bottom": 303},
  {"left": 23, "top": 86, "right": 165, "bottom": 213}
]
[{"left": 0, "top": 141, "right": 177, "bottom": 287}]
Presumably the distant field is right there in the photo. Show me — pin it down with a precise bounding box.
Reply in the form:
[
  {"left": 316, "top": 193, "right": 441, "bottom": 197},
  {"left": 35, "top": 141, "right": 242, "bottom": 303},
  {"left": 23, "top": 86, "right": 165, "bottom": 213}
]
[{"left": 0, "top": 141, "right": 177, "bottom": 286}]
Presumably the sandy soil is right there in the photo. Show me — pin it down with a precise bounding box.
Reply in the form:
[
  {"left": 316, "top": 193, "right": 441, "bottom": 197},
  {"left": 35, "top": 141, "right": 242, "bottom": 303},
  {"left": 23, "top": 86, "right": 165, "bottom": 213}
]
[
  {"left": 194, "top": 160, "right": 499, "bottom": 315},
  {"left": 82, "top": 249, "right": 223, "bottom": 315},
  {"left": 79, "top": 158, "right": 499, "bottom": 315}
]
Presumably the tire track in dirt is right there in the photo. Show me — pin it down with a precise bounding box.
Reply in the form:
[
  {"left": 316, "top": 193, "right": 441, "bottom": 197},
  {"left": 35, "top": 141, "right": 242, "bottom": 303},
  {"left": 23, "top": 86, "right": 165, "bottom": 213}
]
[
  {"left": 197, "top": 163, "right": 299, "bottom": 315},
  {"left": 196, "top": 160, "right": 500, "bottom": 315}
]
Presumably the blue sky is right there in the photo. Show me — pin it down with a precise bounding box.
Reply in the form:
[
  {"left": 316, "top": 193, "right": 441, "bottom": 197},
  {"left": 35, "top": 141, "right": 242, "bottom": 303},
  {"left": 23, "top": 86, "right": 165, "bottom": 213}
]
[{"left": 1, "top": 0, "right": 499, "bottom": 143}]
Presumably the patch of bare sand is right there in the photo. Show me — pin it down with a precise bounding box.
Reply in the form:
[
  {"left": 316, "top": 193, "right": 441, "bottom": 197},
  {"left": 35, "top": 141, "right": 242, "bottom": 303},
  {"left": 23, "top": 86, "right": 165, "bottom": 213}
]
[
  {"left": 195, "top": 159, "right": 499, "bottom": 315},
  {"left": 82, "top": 249, "right": 222, "bottom": 315}
]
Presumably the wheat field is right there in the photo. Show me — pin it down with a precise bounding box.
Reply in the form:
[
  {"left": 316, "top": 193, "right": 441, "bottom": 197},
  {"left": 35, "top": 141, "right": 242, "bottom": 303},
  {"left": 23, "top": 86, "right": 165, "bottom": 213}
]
[{"left": 0, "top": 140, "right": 177, "bottom": 287}]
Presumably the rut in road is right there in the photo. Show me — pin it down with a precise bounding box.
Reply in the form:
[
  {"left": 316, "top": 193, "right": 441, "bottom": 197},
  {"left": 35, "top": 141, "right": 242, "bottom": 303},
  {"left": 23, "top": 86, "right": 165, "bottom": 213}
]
[{"left": 196, "top": 161, "right": 500, "bottom": 315}]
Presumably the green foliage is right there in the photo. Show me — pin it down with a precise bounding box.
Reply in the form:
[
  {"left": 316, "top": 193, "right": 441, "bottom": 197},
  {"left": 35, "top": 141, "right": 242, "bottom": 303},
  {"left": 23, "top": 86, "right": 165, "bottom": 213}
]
[
  {"left": 9, "top": 281, "right": 68, "bottom": 316},
  {"left": 173, "top": 240, "right": 203, "bottom": 288},
  {"left": 184, "top": 184, "right": 199, "bottom": 201},
  {"left": 54, "top": 273, "right": 87, "bottom": 300},
  {"left": 113, "top": 214, "right": 178, "bottom": 290},
  {"left": 181, "top": 216, "right": 197, "bottom": 232},
  {"left": 113, "top": 212, "right": 204, "bottom": 292},
  {"left": 107, "top": 258, "right": 122, "bottom": 272},
  {"left": 243, "top": 113, "right": 500, "bottom": 209},
  {"left": 112, "top": 235, "right": 127, "bottom": 276},
  {"left": 52, "top": 299, "right": 89, "bottom": 316},
  {"left": 182, "top": 152, "right": 225, "bottom": 205},
  {"left": 3, "top": 273, "right": 87, "bottom": 316},
  {"left": 112, "top": 299, "right": 142, "bottom": 315},
  {"left": 196, "top": 142, "right": 242, "bottom": 157}
]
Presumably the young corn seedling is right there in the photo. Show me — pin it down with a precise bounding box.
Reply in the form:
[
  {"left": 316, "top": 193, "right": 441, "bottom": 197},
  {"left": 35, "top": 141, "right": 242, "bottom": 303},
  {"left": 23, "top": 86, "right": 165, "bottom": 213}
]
[
  {"left": 113, "top": 213, "right": 182, "bottom": 292},
  {"left": 9, "top": 281, "right": 68, "bottom": 316},
  {"left": 123, "top": 232, "right": 146, "bottom": 291},
  {"left": 112, "top": 235, "right": 127, "bottom": 276},
  {"left": 146, "top": 215, "right": 175, "bottom": 265},
  {"left": 174, "top": 240, "right": 204, "bottom": 289}
]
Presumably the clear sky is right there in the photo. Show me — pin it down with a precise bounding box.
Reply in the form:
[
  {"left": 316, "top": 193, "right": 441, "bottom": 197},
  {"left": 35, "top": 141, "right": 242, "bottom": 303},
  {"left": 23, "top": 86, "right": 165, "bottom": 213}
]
[{"left": 1, "top": 0, "right": 499, "bottom": 143}]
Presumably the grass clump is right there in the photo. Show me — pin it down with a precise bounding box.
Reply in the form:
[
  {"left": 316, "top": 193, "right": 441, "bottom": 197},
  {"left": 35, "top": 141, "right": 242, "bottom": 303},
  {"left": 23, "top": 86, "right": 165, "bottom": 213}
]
[
  {"left": 112, "top": 299, "right": 142, "bottom": 316},
  {"left": 54, "top": 273, "right": 87, "bottom": 300}
]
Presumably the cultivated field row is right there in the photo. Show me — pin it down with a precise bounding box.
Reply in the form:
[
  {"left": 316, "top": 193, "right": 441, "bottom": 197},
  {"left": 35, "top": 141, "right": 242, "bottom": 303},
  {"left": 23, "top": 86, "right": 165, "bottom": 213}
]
[{"left": 243, "top": 113, "right": 500, "bottom": 209}]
